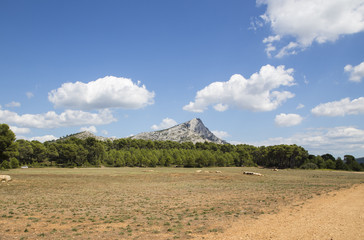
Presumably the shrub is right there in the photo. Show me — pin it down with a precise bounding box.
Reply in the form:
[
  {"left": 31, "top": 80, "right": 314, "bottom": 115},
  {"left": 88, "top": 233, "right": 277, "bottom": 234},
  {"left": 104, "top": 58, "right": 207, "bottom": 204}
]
[
  {"left": 114, "top": 159, "right": 123, "bottom": 167},
  {"left": 300, "top": 162, "right": 318, "bottom": 169},
  {"left": 243, "top": 158, "right": 257, "bottom": 167},
  {"left": 0, "top": 160, "right": 11, "bottom": 169},
  {"left": 9, "top": 157, "right": 19, "bottom": 169}
]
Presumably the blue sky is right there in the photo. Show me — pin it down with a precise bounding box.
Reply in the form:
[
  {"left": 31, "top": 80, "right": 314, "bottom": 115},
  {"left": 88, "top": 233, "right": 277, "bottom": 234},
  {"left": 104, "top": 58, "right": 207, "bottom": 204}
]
[{"left": 1, "top": 0, "right": 364, "bottom": 157}]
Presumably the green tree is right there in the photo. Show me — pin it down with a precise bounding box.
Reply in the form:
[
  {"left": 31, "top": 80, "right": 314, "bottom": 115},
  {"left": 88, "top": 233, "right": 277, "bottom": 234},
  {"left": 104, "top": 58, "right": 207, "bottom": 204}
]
[
  {"left": 325, "top": 159, "right": 336, "bottom": 169},
  {"left": 17, "top": 139, "right": 34, "bottom": 165},
  {"left": 344, "top": 155, "right": 356, "bottom": 165},
  {"left": 0, "top": 124, "right": 18, "bottom": 163},
  {"left": 0, "top": 160, "right": 10, "bottom": 169},
  {"left": 31, "top": 141, "right": 47, "bottom": 165},
  {"left": 84, "top": 137, "right": 105, "bottom": 166},
  {"left": 344, "top": 155, "right": 362, "bottom": 171},
  {"left": 321, "top": 153, "right": 335, "bottom": 162},
  {"left": 57, "top": 143, "right": 88, "bottom": 167},
  {"left": 335, "top": 157, "right": 345, "bottom": 170},
  {"left": 9, "top": 157, "right": 19, "bottom": 168},
  {"left": 46, "top": 143, "right": 59, "bottom": 165}
]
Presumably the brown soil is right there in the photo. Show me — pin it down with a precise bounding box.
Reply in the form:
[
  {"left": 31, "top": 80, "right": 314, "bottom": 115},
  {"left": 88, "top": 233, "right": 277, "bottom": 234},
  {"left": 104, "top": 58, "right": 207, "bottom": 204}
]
[
  {"left": 200, "top": 183, "right": 364, "bottom": 240},
  {"left": 1, "top": 168, "right": 363, "bottom": 239}
]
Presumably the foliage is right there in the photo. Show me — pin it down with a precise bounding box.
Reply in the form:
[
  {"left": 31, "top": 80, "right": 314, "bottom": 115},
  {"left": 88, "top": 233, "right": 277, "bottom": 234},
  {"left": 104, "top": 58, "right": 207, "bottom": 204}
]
[
  {"left": 300, "top": 162, "right": 318, "bottom": 169},
  {"left": 0, "top": 122, "right": 362, "bottom": 171},
  {"left": 9, "top": 157, "right": 19, "bottom": 169},
  {"left": 0, "top": 124, "right": 18, "bottom": 165}
]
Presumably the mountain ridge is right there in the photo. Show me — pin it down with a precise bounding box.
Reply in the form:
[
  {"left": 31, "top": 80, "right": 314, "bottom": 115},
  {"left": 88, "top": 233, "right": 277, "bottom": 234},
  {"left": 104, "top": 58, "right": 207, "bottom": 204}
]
[
  {"left": 55, "top": 118, "right": 227, "bottom": 144},
  {"left": 131, "top": 118, "right": 227, "bottom": 144},
  {"left": 56, "top": 131, "right": 115, "bottom": 142}
]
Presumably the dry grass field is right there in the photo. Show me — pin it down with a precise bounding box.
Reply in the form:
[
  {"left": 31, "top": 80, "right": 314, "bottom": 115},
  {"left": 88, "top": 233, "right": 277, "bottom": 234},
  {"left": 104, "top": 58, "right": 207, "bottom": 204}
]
[{"left": 1, "top": 167, "right": 363, "bottom": 240}]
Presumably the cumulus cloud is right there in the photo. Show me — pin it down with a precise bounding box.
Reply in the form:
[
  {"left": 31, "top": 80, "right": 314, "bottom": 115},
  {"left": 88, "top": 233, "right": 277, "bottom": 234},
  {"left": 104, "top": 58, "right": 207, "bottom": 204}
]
[
  {"left": 213, "top": 103, "right": 229, "bottom": 112},
  {"left": 80, "top": 126, "right": 97, "bottom": 133},
  {"left": 345, "top": 61, "right": 364, "bottom": 82},
  {"left": 0, "top": 109, "right": 116, "bottom": 128},
  {"left": 48, "top": 76, "right": 155, "bottom": 110},
  {"left": 311, "top": 97, "right": 364, "bottom": 116},
  {"left": 258, "top": 0, "right": 364, "bottom": 57},
  {"left": 251, "top": 126, "right": 364, "bottom": 156},
  {"left": 211, "top": 130, "right": 230, "bottom": 139},
  {"left": 275, "top": 113, "right": 303, "bottom": 127},
  {"left": 10, "top": 126, "right": 31, "bottom": 134},
  {"left": 183, "top": 65, "right": 295, "bottom": 113},
  {"left": 30, "top": 135, "right": 58, "bottom": 142},
  {"left": 151, "top": 118, "right": 177, "bottom": 130},
  {"left": 5, "top": 101, "right": 21, "bottom": 108}
]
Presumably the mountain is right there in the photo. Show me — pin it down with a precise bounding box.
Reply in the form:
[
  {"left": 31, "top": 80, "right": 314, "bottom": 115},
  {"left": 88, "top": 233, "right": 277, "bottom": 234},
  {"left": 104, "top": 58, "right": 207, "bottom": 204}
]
[
  {"left": 56, "top": 131, "right": 115, "bottom": 142},
  {"left": 54, "top": 118, "right": 227, "bottom": 145},
  {"left": 131, "top": 118, "right": 227, "bottom": 144},
  {"left": 356, "top": 157, "right": 364, "bottom": 164}
]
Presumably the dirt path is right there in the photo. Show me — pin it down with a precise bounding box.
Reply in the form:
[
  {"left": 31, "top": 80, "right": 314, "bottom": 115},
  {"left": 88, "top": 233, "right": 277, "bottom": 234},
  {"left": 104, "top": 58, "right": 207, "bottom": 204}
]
[{"left": 200, "top": 184, "right": 364, "bottom": 240}]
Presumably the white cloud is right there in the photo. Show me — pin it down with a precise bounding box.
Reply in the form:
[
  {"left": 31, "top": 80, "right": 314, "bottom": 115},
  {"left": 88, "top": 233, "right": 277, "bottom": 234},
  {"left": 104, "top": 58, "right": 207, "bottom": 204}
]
[
  {"left": 0, "top": 109, "right": 116, "bottom": 128},
  {"left": 275, "top": 113, "right": 303, "bottom": 127},
  {"left": 296, "top": 103, "right": 305, "bottom": 109},
  {"left": 213, "top": 103, "right": 229, "bottom": 112},
  {"left": 183, "top": 64, "right": 295, "bottom": 113},
  {"left": 262, "top": 35, "right": 281, "bottom": 57},
  {"left": 5, "top": 101, "right": 21, "bottom": 107},
  {"left": 262, "top": 35, "right": 281, "bottom": 43},
  {"left": 275, "top": 42, "right": 300, "bottom": 58},
  {"left": 249, "top": 16, "right": 264, "bottom": 31},
  {"left": 10, "top": 126, "right": 31, "bottom": 134},
  {"left": 344, "top": 61, "right": 364, "bottom": 82},
  {"left": 102, "top": 130, "right": 108, "bottom": 135},
  {"left": 26, "top": 92, "right": 34, "bottom": 99},
  {"left": 80, "top": 126, "right": 97, "bottom": 133},
  {"left": 30, "top": 135, "right": 58, "bottom": 142},
  {"left": 250, "top": 126, "right": 364, "bottom": 156},
  {"left": 311, "top": 97, "right": 364, "bottom": 116},
  {"left": 48, "top": 76, "right": 155, "bottom": 110},
  {"left": 212, "top": 130, "right": 230, "bottom": 139},
  {"left": 264, "top": 43, "right": 276, "bottom": 58},
  {"left": 258, "top": 0, "right": 364, "bottom": 57},
  {"left": 151, "top": 118, "right": 177, "bottom": 130}
]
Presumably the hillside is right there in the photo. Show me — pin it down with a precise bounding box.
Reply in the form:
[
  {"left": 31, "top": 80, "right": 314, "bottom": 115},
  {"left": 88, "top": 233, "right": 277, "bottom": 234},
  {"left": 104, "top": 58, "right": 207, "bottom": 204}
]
[
  {"left": 356, "top": 157, "right": 364, "bottom": 164},
  {"left": 54, "top": 118, "right": 226, "bottom": 144},
  {"left": 56, "top": 131, "right": 115, "bottom": 142},
  {"left": 131, "top": 118, "right": 227, "bottom": 144}
]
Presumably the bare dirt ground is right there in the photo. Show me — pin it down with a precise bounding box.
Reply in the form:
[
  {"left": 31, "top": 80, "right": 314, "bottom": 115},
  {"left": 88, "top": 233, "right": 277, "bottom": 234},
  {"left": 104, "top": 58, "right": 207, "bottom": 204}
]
[
  {"left": 1, "top": 168, "right": 363, "bottom": 239},
  {"left": 201, "top": 182, "right": 364, "bottom": 240}
]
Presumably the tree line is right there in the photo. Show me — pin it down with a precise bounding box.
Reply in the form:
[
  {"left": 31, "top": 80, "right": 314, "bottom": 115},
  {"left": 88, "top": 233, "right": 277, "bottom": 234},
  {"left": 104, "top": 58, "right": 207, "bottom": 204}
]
[{"left": 0, "top": 123, "right": 363, "bottom": 171}]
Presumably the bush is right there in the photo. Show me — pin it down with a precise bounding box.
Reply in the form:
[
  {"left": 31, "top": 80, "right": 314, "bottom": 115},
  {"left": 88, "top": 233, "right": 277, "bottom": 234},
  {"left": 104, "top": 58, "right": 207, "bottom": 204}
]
[
  {"left": 9, "top": 157, "right": 19, "bottom": 169},
  {"left": 114, "top": 159, "right": 123, "bottom": 167},
  {"left": 300, "top": 162, "right": 318, "bottom": 169},
  {"left": 242, "top": 158, "right": 257, "bottom": 167},
  {"left": 0, "top": 160, "right": 11, "bottom": 169}
]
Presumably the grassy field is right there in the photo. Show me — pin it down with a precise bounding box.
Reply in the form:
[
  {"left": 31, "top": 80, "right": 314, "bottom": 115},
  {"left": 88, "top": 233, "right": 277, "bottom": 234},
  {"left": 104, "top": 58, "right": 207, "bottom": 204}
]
[{"left": 1, "top": 167, "right": 363, "bottom": 239}]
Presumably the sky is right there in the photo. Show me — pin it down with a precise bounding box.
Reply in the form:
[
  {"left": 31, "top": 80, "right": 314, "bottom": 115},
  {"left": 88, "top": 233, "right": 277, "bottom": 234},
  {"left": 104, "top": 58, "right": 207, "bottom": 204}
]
[{"left": 1, "top": 0, "right": 364, "bottom": 158}]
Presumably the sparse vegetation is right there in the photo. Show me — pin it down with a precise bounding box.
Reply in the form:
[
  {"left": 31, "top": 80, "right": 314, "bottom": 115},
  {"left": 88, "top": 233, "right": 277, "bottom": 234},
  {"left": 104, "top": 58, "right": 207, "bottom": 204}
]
[{"left": 1, "top": 167, "right": 363, "bottom": 239}]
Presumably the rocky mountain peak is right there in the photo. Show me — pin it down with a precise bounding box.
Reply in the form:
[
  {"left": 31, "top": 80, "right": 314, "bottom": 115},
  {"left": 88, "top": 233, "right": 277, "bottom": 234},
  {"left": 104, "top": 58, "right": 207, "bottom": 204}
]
[
  {"left": 57, "top": 131, "right": 114, "bottom": 142},
  {"left": 131, "top": 118, "right": 227, "bottom": 144},
  {"left": 185, "top": 118, "right": 203, "bottom": 131},
  {"left": 56, "top": 118, "right": 226, "bottom": 144}
]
